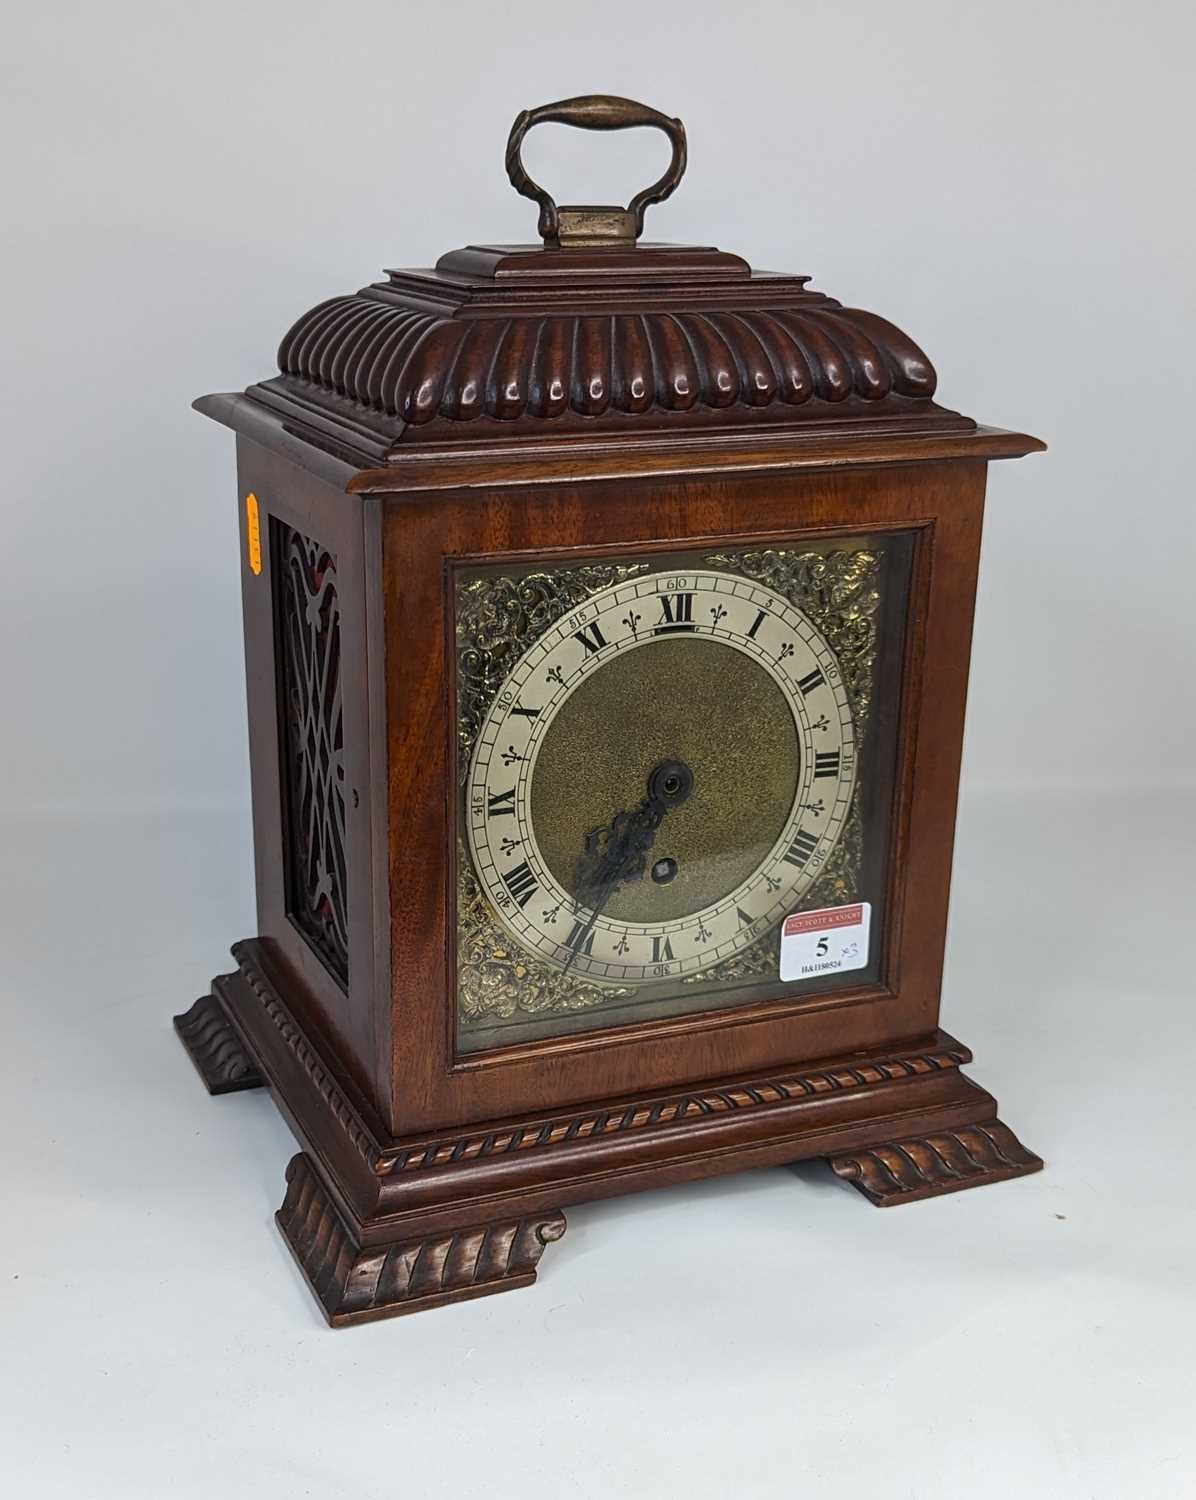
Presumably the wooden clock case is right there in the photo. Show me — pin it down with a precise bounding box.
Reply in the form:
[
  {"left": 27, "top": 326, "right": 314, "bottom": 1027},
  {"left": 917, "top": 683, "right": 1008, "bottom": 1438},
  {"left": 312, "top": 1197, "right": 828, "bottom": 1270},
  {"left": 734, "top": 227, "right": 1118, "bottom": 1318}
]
[{"left": 177, "top": 97, "right": 1045, "bottom": 1325}]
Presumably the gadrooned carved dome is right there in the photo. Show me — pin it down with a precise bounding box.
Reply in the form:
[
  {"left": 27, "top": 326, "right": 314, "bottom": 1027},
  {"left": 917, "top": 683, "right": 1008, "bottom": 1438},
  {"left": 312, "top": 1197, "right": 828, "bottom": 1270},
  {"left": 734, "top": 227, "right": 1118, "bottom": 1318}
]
[{"left": 275, "top": 292, "right": 942, "bottom": 428}]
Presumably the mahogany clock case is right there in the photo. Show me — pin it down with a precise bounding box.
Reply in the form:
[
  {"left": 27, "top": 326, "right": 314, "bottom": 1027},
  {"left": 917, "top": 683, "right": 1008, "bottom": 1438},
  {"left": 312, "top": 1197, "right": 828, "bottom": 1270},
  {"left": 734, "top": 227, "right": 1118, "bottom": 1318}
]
[{"left": 176, "top": 95, "right": 1045, "bottom": 1325}]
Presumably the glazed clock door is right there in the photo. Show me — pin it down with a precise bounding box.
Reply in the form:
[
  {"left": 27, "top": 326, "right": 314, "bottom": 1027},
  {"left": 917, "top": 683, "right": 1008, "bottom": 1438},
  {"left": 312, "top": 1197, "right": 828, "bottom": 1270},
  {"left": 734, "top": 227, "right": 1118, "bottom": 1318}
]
[{"left": 454, "top": 534, "right": 916, "bottom": 1056}]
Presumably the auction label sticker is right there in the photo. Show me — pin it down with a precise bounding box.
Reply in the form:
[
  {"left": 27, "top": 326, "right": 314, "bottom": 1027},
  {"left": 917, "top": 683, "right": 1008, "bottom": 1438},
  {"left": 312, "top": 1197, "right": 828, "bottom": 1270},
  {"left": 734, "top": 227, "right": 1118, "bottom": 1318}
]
[{"left": 780, "top": 902, "right": 871, "bottom": 982}]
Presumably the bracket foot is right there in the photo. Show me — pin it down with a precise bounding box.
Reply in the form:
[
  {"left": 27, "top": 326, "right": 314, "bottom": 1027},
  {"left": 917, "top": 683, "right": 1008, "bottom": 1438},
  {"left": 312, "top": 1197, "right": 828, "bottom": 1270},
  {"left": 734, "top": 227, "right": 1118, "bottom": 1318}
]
[
  {"left": 173, "top": 992, "right": 265, "bottom": 1095},
  {"left": 828, "top": 1119, "right": 1042, "bottom": 1206},
  {"left": 276, "top": 1154, "right": 567, "bottom": 1326}
]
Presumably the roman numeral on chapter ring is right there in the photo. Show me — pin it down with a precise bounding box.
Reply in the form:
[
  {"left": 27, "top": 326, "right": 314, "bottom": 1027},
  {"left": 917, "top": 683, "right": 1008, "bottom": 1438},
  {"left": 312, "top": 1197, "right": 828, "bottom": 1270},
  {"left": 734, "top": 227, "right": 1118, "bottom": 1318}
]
[
  {"left": 796, "top": 667, "right": 825, "bottom": 696},
  {"left": 500, "top": 861, "right": 538, "bottom": 907},
  {"left": 747, "top": 608, "right": 768, "bottom": 639},
  {"left": 651, "top": 934, "right": 675, "bottom": 962},
  {"left": 487, "top": 788, "right": 516, "bottom": 817},
  {"left": 573, "top": 621, "right": 608, "bottom": 654},
  {"left": 564, "top": 919, "right": 595, "bottom": 957},
  {"left": 783, "top": 829, "right": 819, "bottom": 868},
  {"left": 814, "top": 750, "right": 841, "bottom": 778},
  {"left": 655, "top": 593, "right": 695, "bottom": 633},
  {"left": 509, "top": 704, "right": 540, "bottom": 721}
]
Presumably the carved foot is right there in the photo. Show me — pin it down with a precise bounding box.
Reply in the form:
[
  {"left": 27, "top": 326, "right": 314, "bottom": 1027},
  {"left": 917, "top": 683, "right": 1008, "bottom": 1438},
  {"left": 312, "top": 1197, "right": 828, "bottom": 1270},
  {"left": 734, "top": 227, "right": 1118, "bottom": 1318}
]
[
  {"left": 276, "top": 1154, "right": 567, "bottom": 1326},
  {"left": 173, "top": 993, "right": 265, "bottom": 1095},
  {"left": 828, "top": 1119, "right": 1042, "bottom": 1207}
]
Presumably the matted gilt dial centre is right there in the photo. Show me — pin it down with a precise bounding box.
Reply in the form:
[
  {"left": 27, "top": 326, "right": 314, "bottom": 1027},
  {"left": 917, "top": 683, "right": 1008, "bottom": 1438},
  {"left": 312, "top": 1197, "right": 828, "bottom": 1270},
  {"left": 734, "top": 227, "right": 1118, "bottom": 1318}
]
[{"left": 534, "top": 639, "right": 795, "bottom": 924}]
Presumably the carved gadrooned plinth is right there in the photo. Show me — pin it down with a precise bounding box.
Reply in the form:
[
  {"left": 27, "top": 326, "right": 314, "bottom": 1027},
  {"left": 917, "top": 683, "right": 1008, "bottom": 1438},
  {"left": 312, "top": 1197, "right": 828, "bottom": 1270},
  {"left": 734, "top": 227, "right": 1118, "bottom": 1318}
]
[
  {"left": 828, "top": 1119, "right": 1043, "bottom": 1206},
  {"left": 276, "top": 1154, "right": 568, "bottom": 1327},
  {"left": 173, "top": 994, "right": 264, "bottom": 1095}
]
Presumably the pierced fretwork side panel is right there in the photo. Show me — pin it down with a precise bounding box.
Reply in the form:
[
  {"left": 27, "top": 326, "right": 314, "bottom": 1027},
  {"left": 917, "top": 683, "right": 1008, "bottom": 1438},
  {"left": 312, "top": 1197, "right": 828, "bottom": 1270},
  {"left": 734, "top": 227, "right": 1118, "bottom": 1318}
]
[{"left": 274, "top": 521, "right": 349, "bottom": 987}]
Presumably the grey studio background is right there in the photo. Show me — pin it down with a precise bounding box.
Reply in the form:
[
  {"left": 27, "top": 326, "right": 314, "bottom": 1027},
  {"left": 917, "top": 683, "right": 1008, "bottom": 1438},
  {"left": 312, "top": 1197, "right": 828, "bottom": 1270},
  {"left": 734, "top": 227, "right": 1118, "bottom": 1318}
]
[{"left": 2, "top": 3, "right": 1193, "bottom": 1499}]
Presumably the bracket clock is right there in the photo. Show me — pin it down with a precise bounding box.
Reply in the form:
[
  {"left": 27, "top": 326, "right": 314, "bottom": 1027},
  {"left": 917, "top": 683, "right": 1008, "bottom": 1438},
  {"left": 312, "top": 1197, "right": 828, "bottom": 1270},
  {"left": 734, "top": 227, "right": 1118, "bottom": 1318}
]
[{"left": 177, "top": 95, "right": 1046, "bottom": 1326}]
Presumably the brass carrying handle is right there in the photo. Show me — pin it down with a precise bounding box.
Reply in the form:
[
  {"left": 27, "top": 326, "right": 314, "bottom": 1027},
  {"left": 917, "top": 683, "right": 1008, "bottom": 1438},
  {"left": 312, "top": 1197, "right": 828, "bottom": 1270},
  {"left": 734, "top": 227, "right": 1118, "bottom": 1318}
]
[{"left": 505, "top": 94, "right": 687, "bottom": 247}]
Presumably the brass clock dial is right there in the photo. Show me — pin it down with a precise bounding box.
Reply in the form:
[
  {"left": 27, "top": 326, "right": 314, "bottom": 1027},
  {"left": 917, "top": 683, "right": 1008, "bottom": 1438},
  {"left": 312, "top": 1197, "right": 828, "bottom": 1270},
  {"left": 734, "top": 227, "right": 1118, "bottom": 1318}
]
[{"left": 466, "top": 569, "right": 856, "bottom": 986}]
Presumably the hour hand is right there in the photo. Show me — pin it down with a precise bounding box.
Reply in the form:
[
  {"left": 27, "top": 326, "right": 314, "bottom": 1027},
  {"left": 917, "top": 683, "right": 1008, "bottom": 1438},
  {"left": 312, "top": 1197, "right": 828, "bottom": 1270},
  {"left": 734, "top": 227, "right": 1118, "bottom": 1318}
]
[
  {"left": 577, "top": 805, "right": 658, "bottom": 897},
  {"left": 563, "top": 759, "right": 694, "bottom": 973},
  {"left": 575, "top": 758, "right": 694, "bottom": 898},
  {"left": 562, "top": 813, "right": 653, "bottom": 974}
]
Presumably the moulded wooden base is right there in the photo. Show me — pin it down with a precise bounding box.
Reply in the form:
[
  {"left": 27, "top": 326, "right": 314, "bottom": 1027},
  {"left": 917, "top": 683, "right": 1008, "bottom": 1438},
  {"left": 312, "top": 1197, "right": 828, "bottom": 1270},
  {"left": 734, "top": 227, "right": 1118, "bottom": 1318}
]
[
  {"left": 827, "top": 1119, "right": 1043, "bottom": 1206},
  {"left": 176, "top": 940, "right": 1043, "bottom": 1326},
  {"left": 276, "top": 1153, "right": 567, "bottom": 1326}
]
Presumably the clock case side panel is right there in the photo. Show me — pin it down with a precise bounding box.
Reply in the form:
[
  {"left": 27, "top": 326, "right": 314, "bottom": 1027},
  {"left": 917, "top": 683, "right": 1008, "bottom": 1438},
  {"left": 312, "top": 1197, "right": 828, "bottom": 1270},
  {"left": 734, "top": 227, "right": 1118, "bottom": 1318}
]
[
  {"left": 232, "top": 437, "right": 391, "bottom": 1119},
  {"left": 380, "top": 458, "right": 990, "bottom": 1137}
]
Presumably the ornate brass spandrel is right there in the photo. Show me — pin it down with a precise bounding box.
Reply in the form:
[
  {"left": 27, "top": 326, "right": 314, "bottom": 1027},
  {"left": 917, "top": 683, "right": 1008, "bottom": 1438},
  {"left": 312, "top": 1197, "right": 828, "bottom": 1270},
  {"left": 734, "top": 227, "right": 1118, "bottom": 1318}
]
[
  {"left": 455, "top": 546, "right": 882, "bottom": 1031},
  {"left": 457, "top": 836, "right": 638, "bottom": 1021},
  {"left": 702, "top": 547, "right": 880, "bottom": 734},
  {"left": 455, "top": 562, "right": 651, "bottom": 785}
]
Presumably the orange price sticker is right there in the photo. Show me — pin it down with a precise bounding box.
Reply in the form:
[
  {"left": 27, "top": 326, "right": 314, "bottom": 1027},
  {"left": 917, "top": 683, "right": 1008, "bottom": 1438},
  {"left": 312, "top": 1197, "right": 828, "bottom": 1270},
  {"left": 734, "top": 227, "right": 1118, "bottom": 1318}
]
[{"left": 245, "top": 492, "right": 263, "bottom": 575}]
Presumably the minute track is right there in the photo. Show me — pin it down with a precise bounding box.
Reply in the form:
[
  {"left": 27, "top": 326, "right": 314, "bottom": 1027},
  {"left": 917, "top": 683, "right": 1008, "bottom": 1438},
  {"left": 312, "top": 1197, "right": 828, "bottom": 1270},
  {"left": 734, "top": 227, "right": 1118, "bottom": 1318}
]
[{"left": 466, "top": 569, "right": 856, "bottom": 985}]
